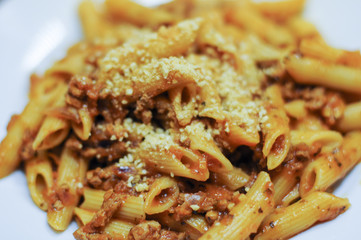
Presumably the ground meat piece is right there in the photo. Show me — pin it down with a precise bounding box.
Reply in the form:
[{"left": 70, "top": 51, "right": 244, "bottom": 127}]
[
  {"left": 128, "top": 221, "right": 185, "bottom": 240},
  {"left": 85, "top": 124, "right": 127, "bottom": 158},
  {"left": 303, "top": 87, "right": 327, "bottom": 110},
  {"left": 321, "top": 92, "right": 345, "bottom": 125},
  {"left": 152, "top": 96, "right": 178, "bottom": 129},
  {"left": 65, "top": 135, "right": 83, "bottom": 151},
  {"left": 66, "top": 75, "right": 99, "bottom": 115},
  {"left": 134, "top": 94, "right": 154, "bottom": 124},
  {"left": 66, "top": 122, "right": 129, "bottom": 162},
  {"left": 172, "top": 185, "right": 234, "bottom": 221},
  {"left": 67, "top": 75, "right": 128, "bottom": 122},
  {"left": 86, "top": 166, "right": 137, "bottom": 191},
  {"left": 128, "top": 221, "right": 161, "bottom": 240},
  {"left": 282, "top": 83, "right": 345, "bottom": 126},
  {"left": 276, "top": 143, "right": 313, "bottom": 176},
  {"left": 19, "top": 129, "right": 36, "bottom": 161},
  {"left": 73, "top": 231, "right": 112, "bottom": 240},
  {"left": 82, "top": 141, "right": 127, "bottom": 162},
  {"left": 159, "top": 229, "right": 186, "bottom": 240},
  {"left": 205, "top": 210, "right": 219, "bottom": 225},
  {"left": 89, "top": 190, "right": 125, "bottom": 229}
]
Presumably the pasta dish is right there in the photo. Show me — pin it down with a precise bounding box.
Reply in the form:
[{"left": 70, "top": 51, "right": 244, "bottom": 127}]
[{"left": 1, "top": 0, "right": 361, "bottom": 239}]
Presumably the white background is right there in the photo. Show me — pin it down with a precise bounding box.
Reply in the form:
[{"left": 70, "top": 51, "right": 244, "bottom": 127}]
[{"left": 0, "top": 0, "right": 361, "bottom": 239}]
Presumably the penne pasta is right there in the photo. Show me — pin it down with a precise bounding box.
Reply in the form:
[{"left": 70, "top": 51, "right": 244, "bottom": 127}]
[
  {"left": 286, "top": 55, "right": 361, "bottom": 94},
  {"left": 336, "top": 101, "right": 361, "bottom": 132},
  {"left": 255, "top": 192, "right": 349, "bottom": 240},
  {"left": 168, "top": 84, "right": 197, "bottom": 126},
  {"left": 74, "top": 208, "right": 134, "bottom": 238},
  {"left": 105, "top": 0, "right": 176, "bottom": 26},
  {"left": 0, "top": 81, "right": 67, "bottom": 178},
  {"left": 32, "top": 116, "right": 70, "bottom": 150},
  {"left": 211, "top": 167, "right": 250, "bottom": 191},
  {"left": 272, "top": 167, "right": 299, "bottom": 206},
  {"left": 47, "top": 148, "right": 88, "bottom": 231},
  {"left": 199, "top": 172, "right": 274, "bottom": 240},
  {"left": 262, "top": 105, "right": 291, "bottom": 170},
  {"left": 226, "top": 5, "right": 294, "bottom": 46},
  {"left": 25, "top": 152, "right": 54, "bottom": 211},
  {"left": 136, "top": 132, "right": 209, "bottom": 181},
  {"left": 299, "top": 37, "right": 361, "bottom": 68},
  {"left": 252, "top": 0, "right": 306, "bottom": 22},
  {"left": 284, "top": 100, "right": 308, "bottom": 120},
  {"left": 144, "top": 176, "right": 179, "bottom": 215},
  {"left": 184, "top": 121, "right": 233, "bottom": 173},
  {"left": 286, "top": 17, "right": 318, "bottom": 39},
  {"left": 80, "top": 187, "right": 146, "bottom": 223},
  {"left": 290, "top": 130, "right": 343, "bottom": 151},
  {"left": 300, "top": 131, "right": 361, "bottom": 196},
  {"left": 71, "top": 108, "right": 92, "bottom": 141}
]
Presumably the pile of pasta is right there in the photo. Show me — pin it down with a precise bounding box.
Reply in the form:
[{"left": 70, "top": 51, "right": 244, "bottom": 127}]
[{"left": 1, "top": 0, "right": 361, "bottom": 239}]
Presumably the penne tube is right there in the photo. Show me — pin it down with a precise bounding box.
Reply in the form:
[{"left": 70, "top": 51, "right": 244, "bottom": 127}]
[
  {"left": 284, "top": 100, "right": 308, "bottom": 119},
  {"left": 72, "top": 108, "right": 92, "bottom": 141},
  {"left": 226, "top": 5, "right": 294, "bottom": 46},
  {"left": 272, "top": 167, "right": 299, "bottom": 206},
  {"left": 290, "top": 130, "right": 343, "bottom": 151},
  {"left": 0, "top": 81, "right": 67, "bottom": 178},
  {"left": 262, "top": 106, "right": 291, "bottom": 170},
  {"left": 211, "top": 167, "right": 250, "bottom": 191},
  {"left": 255, "top": 192, "right": 350, "bottom": 240},
  {"left": 80, "top": 188, "right": 105, "bottom": 210},
  {"left": 252, "top": 0, "right": 305, "bottom": 22},
  {"left": 136, "top": 133, "right": 209, "bottom": 181},
  {"left": 247, "top": 34, "right": 288, "bottom": 62},
  {"left": 100, "top": 57, "right": 203, "bottom": 104},
  {"left": 25, "top": 153, "right": 54, "bottom": 211},
  {"left": 286, "top": 17, "right": 319, "bottom": 39},
  {"left": 184, "top": 215, "right": 209, "bottom": 236},
  {"left": 292, "top": 113, "right": 328, "bottom": 131},
  {"left": 280, "top": 184, "right": 300, "bottom": 207},
  {"left": 299, "top": 37, "right": 361, "bottom": 68},
  {"left": 197, "top": 80, "right": 225, "bottom": 122},
  {"left": 184, "top": 121, "right": 233, "bottom": 173},
  {"left": 113, "top": 196, "right": 146, "bottom": 223},
  {"left": 299, "top": 37, "right": 343, "bottom": 64},
  {"left": 265, "top": 84, "right": 284, "bottom": 108},
  {"left": 78, "top": 0, "right": 104, "bottom": 40},
  {"left": 46, "top": 52, "right": 86, "bottom": 77},
  {"left": 47, "top": 148, "right": 88, "bottom": 231},
  {"left": 144, "top": 176, "right": 179, "bottom": 215},
  {"left": 80, "top": 187, "right": 145, "bottom": 223},
  {"left": 32, "top": 116, "right": 70, "bottom": 150},
  {"left": 74, "top": 208, "right": 134, "bottom": 239},
  {"left": 223, "top": 123, "right": 260, "bottom": 148},
  {"left": 105, "top": 0, "right": 176, "bottom": 26},
  {"left": 336, "top": 101, "right": 361, "bottom": 132},
  {"left": 300, "top": 131, "right": 361, "bottom": 196},
  {"left": 168, "top": 84, "right": 197, "bottom": 126},
  {"left": 286, "top": 55, "right": 361, "bottom": 94},
  {"left": 99, "top": 18, "right": 203, "bottom": 75},
  {"left": 199, "top": 172, "right": 274, "bottom": 240},
  {"left": 33, "top": 86, "right": 70, "bottom": 151}
]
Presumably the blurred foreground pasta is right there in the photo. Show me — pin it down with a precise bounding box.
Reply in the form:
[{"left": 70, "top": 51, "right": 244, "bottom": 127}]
[{"left": 1, "top": 0, "right": 361, "bottom": 239}]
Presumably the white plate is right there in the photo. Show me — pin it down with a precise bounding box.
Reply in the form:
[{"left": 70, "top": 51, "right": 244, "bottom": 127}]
[{"left": 0, "top": 0, "right": 361, "bottom": 239}]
